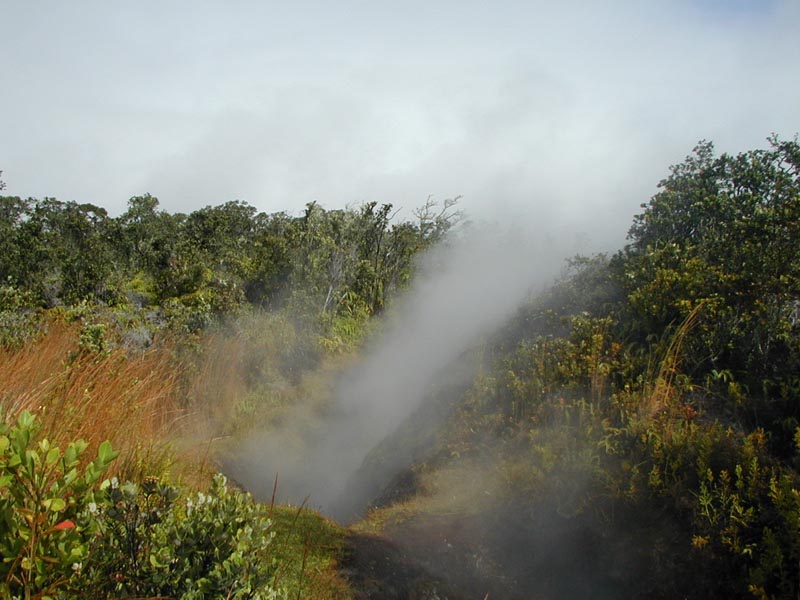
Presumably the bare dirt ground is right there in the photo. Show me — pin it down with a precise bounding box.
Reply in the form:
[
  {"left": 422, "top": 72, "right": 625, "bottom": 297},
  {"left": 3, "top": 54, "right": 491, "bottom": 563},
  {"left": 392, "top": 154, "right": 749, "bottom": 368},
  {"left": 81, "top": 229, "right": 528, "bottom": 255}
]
[
  {"left": 340, "top": 532, "right": 468, "bottom": 600},
  {"left": 339, "top": 506, "right": 656, "bottom": 600}
]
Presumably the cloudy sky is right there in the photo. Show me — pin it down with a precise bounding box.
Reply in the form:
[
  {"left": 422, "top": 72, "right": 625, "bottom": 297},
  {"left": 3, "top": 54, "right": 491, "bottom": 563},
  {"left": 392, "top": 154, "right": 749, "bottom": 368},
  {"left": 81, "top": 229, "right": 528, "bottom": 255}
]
[{"left": 1, "top": 1, "right": 798, "bottom": 249}]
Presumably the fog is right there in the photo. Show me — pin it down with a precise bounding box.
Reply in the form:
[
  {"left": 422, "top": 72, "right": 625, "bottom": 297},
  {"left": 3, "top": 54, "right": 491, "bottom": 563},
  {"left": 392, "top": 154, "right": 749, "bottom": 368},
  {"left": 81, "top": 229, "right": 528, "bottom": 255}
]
[
  {"left": 2, "top": 2, "right": 798, "bottom": 252},
  {"left": 222, "top": 213, "right": 657, "bottom": 596},
  {"left": 226, "top": 223, "right": 568, "bottom": 518}
]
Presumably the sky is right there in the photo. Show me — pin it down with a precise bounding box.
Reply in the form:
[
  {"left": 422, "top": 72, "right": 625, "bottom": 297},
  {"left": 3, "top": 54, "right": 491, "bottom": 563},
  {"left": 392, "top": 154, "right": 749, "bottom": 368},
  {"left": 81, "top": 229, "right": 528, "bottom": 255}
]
[{"left": 1, "top": 0, "right": 798, "bottom": 250}]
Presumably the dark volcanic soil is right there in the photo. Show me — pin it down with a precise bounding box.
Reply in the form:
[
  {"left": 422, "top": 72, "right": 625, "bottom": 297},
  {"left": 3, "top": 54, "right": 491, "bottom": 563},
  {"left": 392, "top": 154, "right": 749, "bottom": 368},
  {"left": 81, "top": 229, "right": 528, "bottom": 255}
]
[
  {"left": 340, "top": 532, "right": 469, "bottom": 600},
  {"left": 340, "top": 502, "right": 693, "bottom": 600}
]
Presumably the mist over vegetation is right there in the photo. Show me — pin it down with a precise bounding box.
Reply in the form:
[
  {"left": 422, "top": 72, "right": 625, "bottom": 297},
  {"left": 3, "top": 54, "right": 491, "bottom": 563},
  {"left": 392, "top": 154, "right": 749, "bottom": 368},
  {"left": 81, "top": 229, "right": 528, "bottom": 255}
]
[
  {"left": 227, "top": 227, "right": 565, "bottom": 518},
  {"left": 2, "top": 134, "right": 800, "bottom": 598}
]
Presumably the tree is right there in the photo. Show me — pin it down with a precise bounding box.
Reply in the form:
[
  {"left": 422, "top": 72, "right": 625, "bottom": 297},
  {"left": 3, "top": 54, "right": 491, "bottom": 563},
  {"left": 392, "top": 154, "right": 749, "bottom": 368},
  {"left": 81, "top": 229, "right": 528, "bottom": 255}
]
[
  {"left": 617, "top": 136, "right": 800, "bottom": 448},
  {"left": 243, "top": 212, "right": 297, "bottom": 307},
  {"left": 118, "top": 195, "right": 173, "bottom": 275},
  {"left": 414, "top": 195, "right": 463, "bottom": 243},
  {"left": 0, "top": 197, "right": 29, "bottom": 285}
]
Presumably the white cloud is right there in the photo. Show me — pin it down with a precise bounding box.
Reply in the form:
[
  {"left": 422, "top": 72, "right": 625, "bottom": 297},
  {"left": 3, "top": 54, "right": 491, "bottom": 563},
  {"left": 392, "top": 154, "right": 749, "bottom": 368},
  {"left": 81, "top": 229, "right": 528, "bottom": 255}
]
[{"left": 1, "top": 0, "right": 797, "bottom": 250}]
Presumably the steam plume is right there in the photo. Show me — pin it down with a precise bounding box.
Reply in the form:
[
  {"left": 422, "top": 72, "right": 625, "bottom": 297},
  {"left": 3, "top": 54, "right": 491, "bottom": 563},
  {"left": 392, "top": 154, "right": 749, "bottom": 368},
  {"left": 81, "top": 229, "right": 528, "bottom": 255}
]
[{"left": 226, "top": 225, "right": 565, "bottom": 518}]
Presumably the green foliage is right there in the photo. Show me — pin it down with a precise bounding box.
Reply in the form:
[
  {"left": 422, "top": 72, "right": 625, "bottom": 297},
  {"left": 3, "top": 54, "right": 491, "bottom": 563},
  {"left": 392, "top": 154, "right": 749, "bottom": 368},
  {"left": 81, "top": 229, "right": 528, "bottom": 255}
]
[
  {"left": 0, "top": 283, "right": 40, "bottom": 349},
  {"left": 452, "top": 341, "right": 800, "bottom": 597},
  {"left": 77, "top": 474, "right": 286, "bottom": 600},
  {"left": 0, "top": 411, "right": 303, "bottom": 599},
  {"left": 162, "top": 293, "right": 216, "bottom": 335},
  {"left": 0, "top": 197, "right": 119, "bottom": 306},
  {"left": 286, "top": 200, "right": 439, "bottom": 319},
  {"left": 469, "top": 314, "right": 627, "bottom": 426},
  {"left": 318, "top": 292, "right": 373, "bottom": 354},
  {"left": 0, "top": 410, "right": 118, "bottom": 599},
  {"left": 442, "top": 137, "right": 800, "bottom": 595},
  {"left": 5, "top": 136, "right": 800, "bottom": 597},
  {"left": 1, "top": 193, "right": 457, "bottom": 354},
  {"left": 618, "top": 136, "right": 800, "bottom": 449},
  {"left": 77, "top": 323, "right": 108, "bottom": 355}
]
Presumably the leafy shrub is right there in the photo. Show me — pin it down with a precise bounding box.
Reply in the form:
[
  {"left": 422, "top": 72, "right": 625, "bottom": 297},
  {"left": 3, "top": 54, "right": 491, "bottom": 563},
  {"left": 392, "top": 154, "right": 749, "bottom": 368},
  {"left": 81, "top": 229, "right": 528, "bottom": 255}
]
[
  {"left": 0, "top": 410, "right": 118, "bottom": 599},
  {"left": 1, "top": 411, "right": 287, "bottom": 599},
  {"left": 78, "top": 474, "right": 286, "bottom": 600},
  {"left": 77, "top": 322, "right": 107, "bottom": 355},
  {"left": 0, "top": 283, "right": 40, "bottom": 350}
]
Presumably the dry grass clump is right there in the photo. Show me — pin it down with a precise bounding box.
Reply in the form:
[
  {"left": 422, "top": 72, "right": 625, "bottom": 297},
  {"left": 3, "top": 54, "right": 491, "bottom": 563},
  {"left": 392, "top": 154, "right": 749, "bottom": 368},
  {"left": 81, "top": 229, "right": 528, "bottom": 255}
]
[
  {"left": 0, "top": 320, "right": 187, "bottom": 480},
  {"left": 0, "top": 310, "right": 356, "bottom": 486},
  {"left": 186, "top": 331, "right": 248, "bottom": 435},
  {"left": 186, "top": 311, "right": 357, "bottom": 441},
  {"left": 640, "top": 303, "right": 702, "bottom": 421}
]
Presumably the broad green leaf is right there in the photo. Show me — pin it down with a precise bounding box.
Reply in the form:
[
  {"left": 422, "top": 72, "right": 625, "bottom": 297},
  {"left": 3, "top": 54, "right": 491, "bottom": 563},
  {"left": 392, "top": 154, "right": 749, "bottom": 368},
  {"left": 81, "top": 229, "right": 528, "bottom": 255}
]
[
  {"left": 64, "top": 443, "right": 81, "bottom": 466},
  {"left": 84, "top": 464, "right": 99, "bottom": 486},
  {"left": 97, "top": 440, "right": 119, "bottom": 465},
  {"left": 18, "top": 411, "right": 35, "bottom": 430},
  {"left": 45, "top": 447, "right": 60, "bottom": 467},
  {"left": 63, "top": 467, "right": 78, "bottom": 487},
  {"left": 43, "top": 498, "right": 66, "bottom": 512},
  {"left": 25, "top": 450, "right": 37, "bottom": 476}
]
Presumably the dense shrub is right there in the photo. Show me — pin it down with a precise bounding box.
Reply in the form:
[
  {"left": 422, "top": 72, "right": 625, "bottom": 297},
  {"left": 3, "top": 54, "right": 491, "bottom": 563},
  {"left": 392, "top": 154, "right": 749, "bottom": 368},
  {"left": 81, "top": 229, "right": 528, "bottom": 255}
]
[{"left": 0, "top": 411, "right": 287, "bottom": 599}]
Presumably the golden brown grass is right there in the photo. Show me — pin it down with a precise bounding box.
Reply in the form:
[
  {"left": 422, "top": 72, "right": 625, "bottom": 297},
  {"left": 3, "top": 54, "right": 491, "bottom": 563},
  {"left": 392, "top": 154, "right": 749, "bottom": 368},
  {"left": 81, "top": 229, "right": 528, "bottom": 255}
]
[
  {"left": 186, "top": 330, "right": 248, "bottom": 434},
  {"left": 641, "top": 302, "right": 703, "bottom": 420},
  {"left": 185, "top": 311, "right": 359, "bottom": 444},
  {"left": 0, "top": 309, "right": 360, "bottom": 492},
  {"left": 0, "top": 319, "right": 187, "bottom": 480}
]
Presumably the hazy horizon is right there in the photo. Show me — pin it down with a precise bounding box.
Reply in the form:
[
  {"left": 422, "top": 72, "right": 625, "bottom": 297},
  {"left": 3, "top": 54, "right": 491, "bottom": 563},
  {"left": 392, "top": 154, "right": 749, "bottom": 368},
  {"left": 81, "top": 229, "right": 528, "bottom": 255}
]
[{"left": 2, "top": 1, "right": 799, "bottom": 252}]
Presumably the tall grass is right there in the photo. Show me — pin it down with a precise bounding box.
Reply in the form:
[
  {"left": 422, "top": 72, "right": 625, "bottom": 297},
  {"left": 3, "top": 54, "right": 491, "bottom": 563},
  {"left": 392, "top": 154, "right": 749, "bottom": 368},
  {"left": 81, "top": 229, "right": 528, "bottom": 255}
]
[
  {"left": 186, "top": 310, "right": 354, "bottom": 441},
  {"left": 641, "top": 302, "right": 702, "bottom": 420},
  {"left": 0, "top": 320, "right": 186, "bottom": 480},
  {"left": 187, "top": 330, "right": 248, "bottom": 436},
  {"left": 0, "top": 309, "right": 358, "bottom": 484}
]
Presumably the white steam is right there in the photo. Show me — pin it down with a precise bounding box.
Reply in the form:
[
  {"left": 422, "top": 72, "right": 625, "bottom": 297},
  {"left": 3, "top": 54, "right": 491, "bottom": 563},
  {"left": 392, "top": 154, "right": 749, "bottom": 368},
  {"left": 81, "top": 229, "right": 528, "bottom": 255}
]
[{"left": 227, "top": 225, "right": 566, "bottom": 517}]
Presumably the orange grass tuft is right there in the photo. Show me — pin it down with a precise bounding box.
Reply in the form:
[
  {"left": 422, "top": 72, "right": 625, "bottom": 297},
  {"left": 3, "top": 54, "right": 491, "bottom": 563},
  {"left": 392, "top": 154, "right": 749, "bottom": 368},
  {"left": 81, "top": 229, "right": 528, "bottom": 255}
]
[
  {"left": 0, "top": 320, "right": 188, "bottom": 479},
  {"left": 187, "top": 331, "right": 248, "bottom": 433}
]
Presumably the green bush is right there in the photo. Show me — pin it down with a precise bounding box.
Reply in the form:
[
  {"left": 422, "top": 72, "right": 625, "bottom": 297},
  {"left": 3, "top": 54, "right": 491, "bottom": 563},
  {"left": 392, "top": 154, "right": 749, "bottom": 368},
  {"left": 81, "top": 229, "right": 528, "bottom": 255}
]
[
  {"left": 0, "top": 410, "right": 118, "bottom": 600},
  {"left": 78, "top": 474, "right": 286, "bottom": 600},
  {"left": 0, "top": 411, "right": 286, "bottom": 599},
  {"left": 0, "top": 284, "right": 40, "bottom": 349}
]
